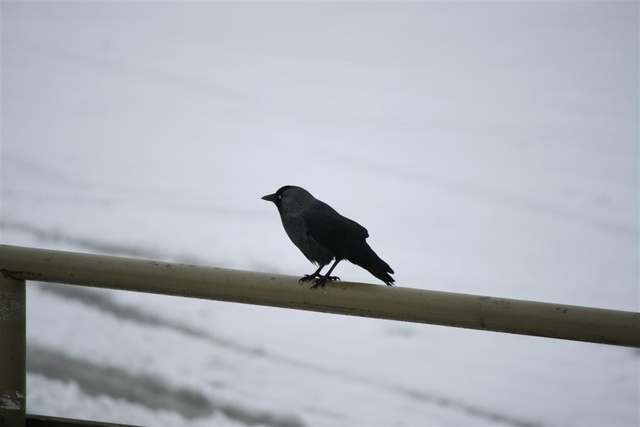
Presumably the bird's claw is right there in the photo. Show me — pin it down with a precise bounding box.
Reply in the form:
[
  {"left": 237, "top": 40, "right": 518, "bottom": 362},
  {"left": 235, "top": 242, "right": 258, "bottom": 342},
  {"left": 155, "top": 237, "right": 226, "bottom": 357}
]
[
  {"left": 309, "top": 275, "right": 340, "bottom": 290},
  {"left": 298, "top": 274, "right": 320, "bottom": 283}
]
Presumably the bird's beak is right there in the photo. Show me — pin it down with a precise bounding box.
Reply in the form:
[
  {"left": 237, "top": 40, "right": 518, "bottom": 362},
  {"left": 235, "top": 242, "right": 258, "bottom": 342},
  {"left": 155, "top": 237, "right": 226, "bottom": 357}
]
[{"left": 261, "top": 193, "right": 278, "bottom": 203}]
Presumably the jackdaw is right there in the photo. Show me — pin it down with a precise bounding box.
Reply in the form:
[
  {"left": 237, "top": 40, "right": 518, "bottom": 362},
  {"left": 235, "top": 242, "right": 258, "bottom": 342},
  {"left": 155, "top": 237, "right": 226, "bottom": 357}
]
[{"left": 262, "top": 185, "right": 394, "bottom": 289}]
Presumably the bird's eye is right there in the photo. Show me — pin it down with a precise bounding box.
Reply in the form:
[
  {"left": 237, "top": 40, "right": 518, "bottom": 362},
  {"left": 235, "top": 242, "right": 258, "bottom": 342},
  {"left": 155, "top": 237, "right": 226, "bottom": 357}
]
[{"left": 277, "top": 194, "right": 282, "bottom": 200}]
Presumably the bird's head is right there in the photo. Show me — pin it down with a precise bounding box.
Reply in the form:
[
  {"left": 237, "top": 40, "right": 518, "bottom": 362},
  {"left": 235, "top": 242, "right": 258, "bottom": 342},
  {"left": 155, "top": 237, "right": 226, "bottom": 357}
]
[
  {"left": 261, "top": 185, "right": 310, "bottom": 211},
  {"left": 262, "top": 185, "right": 291, "bottom": 204}
]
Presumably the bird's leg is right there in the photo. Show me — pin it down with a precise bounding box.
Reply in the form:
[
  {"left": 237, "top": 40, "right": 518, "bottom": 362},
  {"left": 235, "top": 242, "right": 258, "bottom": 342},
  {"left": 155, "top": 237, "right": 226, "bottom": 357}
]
[
  {"left": 299, "top": 265, "right": 324, "bottom": 283},
  {"left": 310, "top": 259, "right": 342, "bottom": 289}
]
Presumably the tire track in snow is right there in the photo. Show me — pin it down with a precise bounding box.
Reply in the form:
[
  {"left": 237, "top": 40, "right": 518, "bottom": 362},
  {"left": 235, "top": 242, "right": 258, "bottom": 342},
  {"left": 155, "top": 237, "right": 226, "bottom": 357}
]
[
  {"left": 37, "top": 283, "right": 543, "bottom": 427},
  {"left": 344, "top": 155, "right": 639, "bottom": 241},
  {"left": 1, "top": 220, "right": 174, "bottom": 261},
  {"left": 1, "top": 152, "right": 263, "bottom": 220},
  {"left": 28, "top": 344, "right": 304, "bottom": 427}
]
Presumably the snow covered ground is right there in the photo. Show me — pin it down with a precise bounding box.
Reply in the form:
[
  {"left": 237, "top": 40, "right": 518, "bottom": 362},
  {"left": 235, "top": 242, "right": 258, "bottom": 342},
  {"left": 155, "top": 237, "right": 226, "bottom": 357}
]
[{"left": 1, "top": 1, "right": 638, "bottom": 426}]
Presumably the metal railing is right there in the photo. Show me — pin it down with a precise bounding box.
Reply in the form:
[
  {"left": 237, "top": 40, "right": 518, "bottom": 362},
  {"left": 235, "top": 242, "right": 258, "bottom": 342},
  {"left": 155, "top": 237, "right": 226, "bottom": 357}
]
[{"left": 1, "top": 244, "right": 639, "bottom": 426}]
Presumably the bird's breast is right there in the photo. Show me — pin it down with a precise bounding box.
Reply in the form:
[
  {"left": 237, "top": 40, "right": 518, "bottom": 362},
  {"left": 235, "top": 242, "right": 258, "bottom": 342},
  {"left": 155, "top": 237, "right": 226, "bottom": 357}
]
[{"left": 280, "top": 213, "right": 333, "bottom": 265}]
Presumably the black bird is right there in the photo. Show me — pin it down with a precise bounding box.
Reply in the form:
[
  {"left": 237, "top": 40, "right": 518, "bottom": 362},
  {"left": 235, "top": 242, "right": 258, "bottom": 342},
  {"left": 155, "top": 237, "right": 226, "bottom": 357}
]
[{"left": 262, "top": 185, "right": 394, "bottom": 289}]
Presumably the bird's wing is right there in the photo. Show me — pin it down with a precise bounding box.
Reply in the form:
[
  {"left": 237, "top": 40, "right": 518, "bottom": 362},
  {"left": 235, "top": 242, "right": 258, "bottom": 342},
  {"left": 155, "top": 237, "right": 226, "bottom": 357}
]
[{"left": 304, "top": 202, "right": 369, "bottom": 251}]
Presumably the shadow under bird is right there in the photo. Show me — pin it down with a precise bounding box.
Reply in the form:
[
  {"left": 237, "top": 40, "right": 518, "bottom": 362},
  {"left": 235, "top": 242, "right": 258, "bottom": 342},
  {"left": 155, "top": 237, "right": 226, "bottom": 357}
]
[{"left": 262, "top": 185, "right": 395, "bottom": 289}]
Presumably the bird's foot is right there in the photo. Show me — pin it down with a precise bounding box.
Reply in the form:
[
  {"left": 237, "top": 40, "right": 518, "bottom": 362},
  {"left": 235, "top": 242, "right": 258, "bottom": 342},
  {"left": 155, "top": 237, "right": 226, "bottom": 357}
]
[
  {"left": 309, "top": 275, "right": 340, "bottom": 290},
  {"left": 298, "top": 273, "right": 321, "bottom": 283}
]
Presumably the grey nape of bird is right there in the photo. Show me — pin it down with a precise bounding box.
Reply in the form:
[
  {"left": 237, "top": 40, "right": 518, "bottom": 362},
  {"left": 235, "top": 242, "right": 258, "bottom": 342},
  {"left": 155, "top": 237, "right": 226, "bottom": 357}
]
[{"left": 261, "top": 185, "right": 395, "bottom": 289}]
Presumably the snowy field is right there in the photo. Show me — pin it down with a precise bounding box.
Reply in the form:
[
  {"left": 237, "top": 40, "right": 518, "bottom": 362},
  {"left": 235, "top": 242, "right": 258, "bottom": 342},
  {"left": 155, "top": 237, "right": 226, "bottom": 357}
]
[{"left": 1, "top": 1, "right": 639, "bottom": 426}]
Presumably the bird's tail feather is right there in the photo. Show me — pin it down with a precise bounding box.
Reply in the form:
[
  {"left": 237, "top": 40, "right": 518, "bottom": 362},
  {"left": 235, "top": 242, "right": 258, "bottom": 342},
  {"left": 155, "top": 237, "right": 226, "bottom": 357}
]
[{"left": 347, "top": 242, "right": 395, "bottom": 286}]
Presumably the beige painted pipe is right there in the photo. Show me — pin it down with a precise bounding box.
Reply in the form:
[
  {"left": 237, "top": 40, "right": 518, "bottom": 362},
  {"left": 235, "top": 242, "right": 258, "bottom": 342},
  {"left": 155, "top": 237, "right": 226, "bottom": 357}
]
[{"left": 1, "top": 245, "right": 638, "bottom": 347}]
